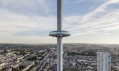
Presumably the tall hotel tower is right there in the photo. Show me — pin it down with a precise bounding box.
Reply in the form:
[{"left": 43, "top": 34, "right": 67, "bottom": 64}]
[
  {"left": 49, "top": 0, "right": 70, "bottom": 71},
  {"left": 97, "top": 52, "right": 111, "bottom": 71}
]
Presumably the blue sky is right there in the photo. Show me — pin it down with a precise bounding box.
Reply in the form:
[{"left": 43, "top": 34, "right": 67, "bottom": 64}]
[{"left": 0, "top": 0, "right": 119, "bottom": 44}]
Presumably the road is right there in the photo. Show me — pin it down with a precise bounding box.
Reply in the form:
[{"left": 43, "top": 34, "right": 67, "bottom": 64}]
[{"left": 35, "top": 51, "right": 51, "bottom": 71}]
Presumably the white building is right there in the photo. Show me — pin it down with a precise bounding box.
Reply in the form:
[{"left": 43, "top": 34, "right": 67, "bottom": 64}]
[{"left": 97, "top": 52, "right": 111, "bottom": 71}]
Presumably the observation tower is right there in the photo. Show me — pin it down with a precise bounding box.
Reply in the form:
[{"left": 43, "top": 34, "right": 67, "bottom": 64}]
[{"left": 49, "top": 0, "right": 70, "bottom": 71}]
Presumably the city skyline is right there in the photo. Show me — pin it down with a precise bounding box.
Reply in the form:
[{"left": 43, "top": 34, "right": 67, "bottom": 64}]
[{"left": 0, "top": 0, "right": 119, "bottom": 44}]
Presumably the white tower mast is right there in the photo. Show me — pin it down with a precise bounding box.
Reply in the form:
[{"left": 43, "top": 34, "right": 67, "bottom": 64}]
[{"left": 49, "top": 0, "right": 70, "bottom": 71}]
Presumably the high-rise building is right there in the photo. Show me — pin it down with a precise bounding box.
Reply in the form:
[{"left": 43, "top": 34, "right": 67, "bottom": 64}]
[{"left": 97, "top": 52, "right": 111, "bottom": 71}]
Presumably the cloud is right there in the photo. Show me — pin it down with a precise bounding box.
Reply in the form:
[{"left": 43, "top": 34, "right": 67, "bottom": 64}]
[
  {"left": 70, "top": 10, "right": 119, "bottom": 36},
  {"left": 0, "top": 36, "right": 56, "bottom": 44},
  {"left": 0, "top": 0, "right": 119, "bottom": 43},
  {"left": 0, "top": 0, "right": 46, "bottom": 8},
  {"left": 0, "top": 8, "right": 56, "bottom": 30},
  {"left": 63, "top": 0, "right": 119, "bottom": 37},
  {"left": 63, "top": 16, "right": 81, "bottom": 30},
  {"left": 110, "top": 0, "right": 119, "bottom": 3},
  {"left": 64, "top": 0, "right": 106, "bottom": 4},
  {"left": 0, "top": 0, "right": 50, "bottom": 14},
  {"left": 0, "top": 7, "right": 57, "bottom": 43}
]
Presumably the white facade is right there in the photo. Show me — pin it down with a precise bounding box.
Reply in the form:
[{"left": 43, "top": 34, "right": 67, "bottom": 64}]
[{"left": 97, "top": 52, "right": 111, "bottom": 71}]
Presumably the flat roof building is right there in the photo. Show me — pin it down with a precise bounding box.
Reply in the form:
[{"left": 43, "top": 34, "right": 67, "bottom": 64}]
[{"left": 97, "top": 52, "right": 111, "bottom": 71}]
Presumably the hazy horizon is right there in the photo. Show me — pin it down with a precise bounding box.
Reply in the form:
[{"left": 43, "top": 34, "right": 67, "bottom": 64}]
[{"left": 0, "top": 0, "right": 119, "bottom": 44}]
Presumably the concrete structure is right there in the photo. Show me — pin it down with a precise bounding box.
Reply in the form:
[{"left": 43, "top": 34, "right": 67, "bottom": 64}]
[
  {"left": 49, "top": 0, "right": 70, "bottom": 71},
  {"left": 97, "top": 52, "right": 111, "bottom": 71}
]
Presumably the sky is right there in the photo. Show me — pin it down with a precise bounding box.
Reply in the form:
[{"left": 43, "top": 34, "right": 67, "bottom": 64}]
[{"left": 0, "top": 0, "right": 119, "bottom": 44}]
